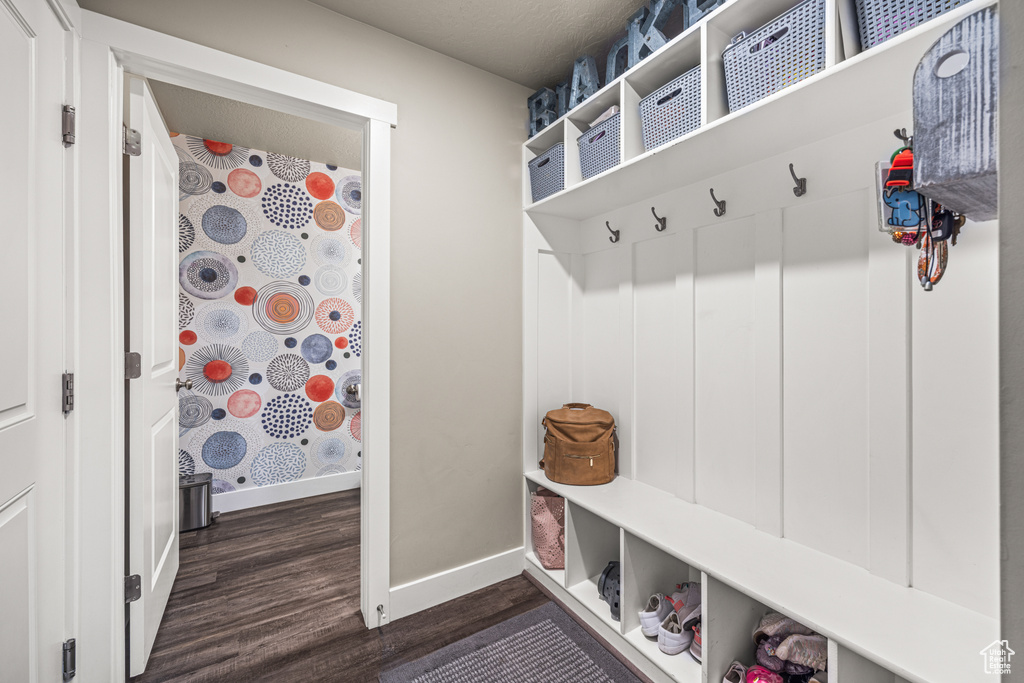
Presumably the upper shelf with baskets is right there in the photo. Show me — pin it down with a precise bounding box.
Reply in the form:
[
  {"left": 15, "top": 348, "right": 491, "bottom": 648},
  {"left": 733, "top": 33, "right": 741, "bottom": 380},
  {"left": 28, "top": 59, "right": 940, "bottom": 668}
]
[{"left": 522, "top": 0, "right": 988, "bottom": 221}]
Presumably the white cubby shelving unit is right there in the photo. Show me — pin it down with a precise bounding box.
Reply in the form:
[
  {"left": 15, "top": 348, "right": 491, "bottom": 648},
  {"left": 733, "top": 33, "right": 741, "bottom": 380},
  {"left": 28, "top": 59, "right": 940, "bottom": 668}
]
[{"left": 521, "top": 1, "right": 1000, "bottom": 682}]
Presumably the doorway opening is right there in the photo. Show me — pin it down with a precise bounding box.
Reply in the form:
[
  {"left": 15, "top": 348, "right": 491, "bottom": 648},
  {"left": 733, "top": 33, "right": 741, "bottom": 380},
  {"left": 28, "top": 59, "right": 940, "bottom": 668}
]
[{"left": 123, "top": 75, "right": 367, "bottom": 678}]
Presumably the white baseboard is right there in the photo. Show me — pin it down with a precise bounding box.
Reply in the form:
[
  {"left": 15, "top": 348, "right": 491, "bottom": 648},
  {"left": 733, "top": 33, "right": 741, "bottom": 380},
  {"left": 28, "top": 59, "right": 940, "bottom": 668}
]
[
  {"left": 212, "top": 471, "right": 361, "bottom": 513},
  {"left": 388, "top": 546, "right": 525, "bottom": 622}
]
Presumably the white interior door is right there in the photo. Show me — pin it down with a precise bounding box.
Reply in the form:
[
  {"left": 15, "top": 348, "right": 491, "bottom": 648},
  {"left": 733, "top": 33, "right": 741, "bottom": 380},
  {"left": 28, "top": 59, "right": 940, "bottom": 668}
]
[
  {"left": 127, "top": 76, "right": 181, "bottom": 676},
  {"left": 0, "top": 0, "right": 70, "bottom": 680}
]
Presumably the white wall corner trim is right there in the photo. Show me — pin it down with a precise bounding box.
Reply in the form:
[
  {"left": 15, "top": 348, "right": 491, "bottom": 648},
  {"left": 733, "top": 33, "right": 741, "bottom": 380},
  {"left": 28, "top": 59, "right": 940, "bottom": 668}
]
[
  {"left": 211, "top": 471, "right": 361, "bottom": 514},
  {"left": 388, "top": 547, "right": 525, "bottom": 622}
]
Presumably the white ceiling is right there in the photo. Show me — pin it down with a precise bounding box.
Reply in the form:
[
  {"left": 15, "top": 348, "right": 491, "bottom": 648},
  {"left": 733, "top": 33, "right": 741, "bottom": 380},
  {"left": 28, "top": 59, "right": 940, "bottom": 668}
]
[
  {"left": 149, "top": 80, "right": 363, "bottom": 171},
  {"left": 308, "top": 0, "right": 656, "bottom": 90}
]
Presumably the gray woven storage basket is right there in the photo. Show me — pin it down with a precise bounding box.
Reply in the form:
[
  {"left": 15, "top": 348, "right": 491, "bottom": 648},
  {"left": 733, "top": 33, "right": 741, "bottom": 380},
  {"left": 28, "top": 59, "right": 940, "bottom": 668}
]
[
  {"left": 722, "top": 0, "right": 826, "bottom": 113},
  {"left": 639, "top": 65, "right": 702, "bottom": 152},
  {"left": 577, "top": 113, "right": 621, "bottom": 180},
  {"left": 528, "top": 142, "right": 565, "bottom": 203},
  {"left": 856, "top": 0, "right": 974, "bottom": 50}
]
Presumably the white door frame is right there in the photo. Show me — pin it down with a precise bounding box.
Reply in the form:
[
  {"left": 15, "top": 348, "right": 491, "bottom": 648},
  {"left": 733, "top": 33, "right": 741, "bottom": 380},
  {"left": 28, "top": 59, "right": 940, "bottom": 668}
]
[{"left": 76, "top": 11, "right": 394, "bottom": 678}]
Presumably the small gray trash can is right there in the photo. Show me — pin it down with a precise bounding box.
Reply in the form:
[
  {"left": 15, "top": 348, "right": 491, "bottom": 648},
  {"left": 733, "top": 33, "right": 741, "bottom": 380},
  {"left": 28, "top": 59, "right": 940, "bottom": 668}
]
[{"left": 179, "top": 473, "right": 213, "bottom": 532}]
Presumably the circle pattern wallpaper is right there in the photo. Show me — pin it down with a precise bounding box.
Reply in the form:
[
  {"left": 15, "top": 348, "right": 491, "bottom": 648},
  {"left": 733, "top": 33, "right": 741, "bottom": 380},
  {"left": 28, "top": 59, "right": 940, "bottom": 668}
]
[
  {"left": 175, "top": 137, "right": 361, "bottom": 492},
  {"left": 262, "top": 183, "right": 314, "bottom": 230}
]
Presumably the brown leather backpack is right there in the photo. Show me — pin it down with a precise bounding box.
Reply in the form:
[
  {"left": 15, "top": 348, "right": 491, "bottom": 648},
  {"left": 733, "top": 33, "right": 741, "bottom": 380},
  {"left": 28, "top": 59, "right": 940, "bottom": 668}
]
[{"left": 541, "top": 403, "right": 615, "bottom": 486}]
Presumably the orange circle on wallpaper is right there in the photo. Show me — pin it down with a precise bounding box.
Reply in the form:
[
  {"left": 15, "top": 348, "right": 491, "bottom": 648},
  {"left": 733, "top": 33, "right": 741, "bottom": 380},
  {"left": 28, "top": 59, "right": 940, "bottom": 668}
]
[
  {"left": 305, "top": 172, "right": 335, "bottom": 200},
  {"left": 305, "top": 375, "right": 335, "bottom": 402},
  {"left": 227, "top": 389, "right": 262, "bottom": 418},
  {"left": 227, "top": 168, "right": 262, "bottom": 198},
  {"left": 334, "top": 336, "right": 348, "bottom": 349},
  {"left": 178, "top": 348, "right": 185, "bottom": 371},
  {"left": 203, "top": 360, "right": 233, "bottom": 382},
  {"left": 234, "top": 286, "right": 258, "bottom": 306},
  {"left": 313, "top": 401, "right": 346, "bottom": 431},
  {"left": 179, "top": 330, "right": 197, "bottom": 345},
  {"left": 267, "top": 292, "right": 300, "bottom": 323},
  {"left": 204, "top": 139, "right": 232, "bottom": 155}
]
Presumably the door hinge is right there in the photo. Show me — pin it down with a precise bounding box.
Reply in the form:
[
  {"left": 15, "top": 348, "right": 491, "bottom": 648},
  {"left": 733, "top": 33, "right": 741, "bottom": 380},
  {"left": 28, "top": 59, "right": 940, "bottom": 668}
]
[
  {"left": 125, "top": 352, "right": 141, "bottom": 380},
  {"left": 123, "top": 125, "right": 141, "bottom": 156},
  {"left": 61, "top": 373, "right": 74, "bottom": 415},
  {"left": 125, "top": 574, "right": 142, "bottom": 604},
  {"left": 62, "top": 105, "right": 75, "bottom": 146},
  {"left": 62, "top": 638, "right": 76, "bottom": 681}
]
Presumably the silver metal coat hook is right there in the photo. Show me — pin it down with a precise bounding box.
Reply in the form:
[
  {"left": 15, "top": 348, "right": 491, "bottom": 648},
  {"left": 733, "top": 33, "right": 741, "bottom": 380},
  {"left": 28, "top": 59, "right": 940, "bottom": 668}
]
[
  {"left": 606, "top": 221, "right": 621, "bottom": 244},
  {"left": 710, "top": 188, "right": 726, "bottom": 217},
  {"left": 894, "top": 127, "right": 912, "bottom": 146},
  {"left": 651, "top": 207, "right": 667, "bottom": 232},
  {"left": 789, "top": 163, "right": 807, "bottom": 197}
]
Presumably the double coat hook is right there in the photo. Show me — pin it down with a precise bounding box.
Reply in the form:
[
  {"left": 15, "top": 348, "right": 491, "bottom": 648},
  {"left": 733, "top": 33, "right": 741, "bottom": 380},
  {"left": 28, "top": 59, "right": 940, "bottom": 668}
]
[
  {"left": 651, "top": 207, "right": 667, "bottom": 232},
  {"left": 709, "top": 188, "right": 726, "bottom": 217},
  {"left": 789, "top": 163, "right": 807, "bottom": 197},
  {"left": 606, "top": 221, "right": 620, "bottom": 244},
  {"left": 894, "top": 127, "right": 912, "bottom": 146}
]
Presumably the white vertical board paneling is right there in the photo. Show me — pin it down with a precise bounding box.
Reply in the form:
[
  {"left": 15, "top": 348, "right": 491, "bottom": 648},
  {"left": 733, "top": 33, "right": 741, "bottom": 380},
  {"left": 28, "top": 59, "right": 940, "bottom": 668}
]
[
  {"left": 912, "top": 220, "right": 999, "bottom": 618},
  {"left": 633, "top": 234, "right": 693, "bottom": 498},
  {"left": 754, "top": 211, "right": 784, "bottom": 536},
  {"left": 867, "top": 191, "right": 912, "bottom": 586},
  {"left": 583, "top": 248, "right": 622, "bottom": 440},
  {"left": 694, "top": 219, "right": 757, "bottom": 525},
  {"left": 537, "top": 251, "right": 575, "bottom": 460},
  {"left": 783, "top": 190, "right": 870, "bottom": 568}
]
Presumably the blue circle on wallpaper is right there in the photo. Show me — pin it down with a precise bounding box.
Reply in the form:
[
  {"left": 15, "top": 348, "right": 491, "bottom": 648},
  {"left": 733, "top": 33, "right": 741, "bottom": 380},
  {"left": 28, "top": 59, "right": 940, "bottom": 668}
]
[
  {"left": 211, "top": 408, "right": 226, "bottom": 420},
  {"left": 298, "top": 275, "right": 311, "bottom": 286},
  {"left": 300, "top": 334, "right": 332, "bottom": 364},
  {"left": 336, "top": 369, "right": 362, "bottom": 409},
  {"left": 180, "top": 250, "right": 238, "bottom": 300},
  {"left": 241, "top": 330, "right": 277, "bottom": 363},
  {"left": 251, "top": 442, "right": 306, "bottom": 486},
  {"left": 249, "top": 373, "right": 263, "bottom": 384},
  {"left": 250, "top": 230, "right": 306, "bottom": 279},
  {"left": 312, "top": 437, "right": 345, "bottom": 464},
  {"left": 284, "top": 337, "right": 297, "bottom": 348},
  {"left": 212, "top": 181, "right": 226, "bottom": 194},
  {"left": 202, "top": 204, "right": 247, "bottom": 245},
  {"left": 249, "top": 155, "right": 263, "bottom": 167},
  {"left": 260, "top": 393, "right": 313, "bottom": 439},
  {"left": 201, "top": 431, "right": 248, "bottom": 469},
  {"left": 325, "top": 360, "right": 337, "bottom": 371}
]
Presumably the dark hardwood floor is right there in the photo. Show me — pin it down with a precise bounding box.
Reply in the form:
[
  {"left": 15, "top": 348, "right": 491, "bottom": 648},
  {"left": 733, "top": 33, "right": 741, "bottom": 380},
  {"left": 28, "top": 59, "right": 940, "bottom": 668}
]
[{"left": 133, "top": 490, "right": 548, "bottom": 682}]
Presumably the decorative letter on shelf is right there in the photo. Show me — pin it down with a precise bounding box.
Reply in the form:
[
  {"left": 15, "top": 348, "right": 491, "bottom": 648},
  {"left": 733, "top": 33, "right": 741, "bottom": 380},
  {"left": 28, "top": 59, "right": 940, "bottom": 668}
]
[
  {"left": 629, "top": 0, "right": 679, "bottom": 64},
  {"left": 913, "top": 6, "right": 998, "bottom": 221},
  {"left": 555, "top": 81, "right": 571, "bottom": 118},
  {"left": 528, "top": 87, "right": 558, "bottom": 137},
  {"left": 682, "top": 0, "right": 725, "bottom": 28},
  {"left": 606, "top": 35, "right": 630, "bottom": 84},
  {"left": 569, "top": 55, "right": 600, "bottom": 109}
]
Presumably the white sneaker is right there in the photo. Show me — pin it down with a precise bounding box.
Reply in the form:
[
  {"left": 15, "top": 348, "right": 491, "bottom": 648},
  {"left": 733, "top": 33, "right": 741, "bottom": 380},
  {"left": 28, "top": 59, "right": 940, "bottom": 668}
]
[
  {"left": 658, "top": 582, "right": 701, "bottom": 655},
  {"left": 638, "top": 593, "right": 672, "bottom": 637}
]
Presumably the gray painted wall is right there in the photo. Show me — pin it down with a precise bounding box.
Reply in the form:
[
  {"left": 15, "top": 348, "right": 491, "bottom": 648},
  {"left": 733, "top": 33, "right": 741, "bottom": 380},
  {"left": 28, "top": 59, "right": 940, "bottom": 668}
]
[
  {"left": 1000, "top": 0, "right": 1023, "bottom": 676},
  {"left": 80, "top": 0, "right": 529, "bottom": 586}
]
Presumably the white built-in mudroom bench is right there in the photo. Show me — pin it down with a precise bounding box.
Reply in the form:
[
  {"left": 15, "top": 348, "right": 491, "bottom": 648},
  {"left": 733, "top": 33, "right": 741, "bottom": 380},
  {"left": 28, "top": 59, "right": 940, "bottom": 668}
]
[{"left": 520, "top": 1, "right": 1000, "bottom": 682}]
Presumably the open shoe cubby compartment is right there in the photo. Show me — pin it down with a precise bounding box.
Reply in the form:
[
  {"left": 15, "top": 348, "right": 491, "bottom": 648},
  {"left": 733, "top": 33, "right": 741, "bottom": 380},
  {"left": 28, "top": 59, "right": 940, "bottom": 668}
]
[
  {"left": 565, "top": 502, "right": 622, "bottom": 630},
  {"left": 524, "top": 478, "right": 566, "bottom": 587},
  {"left": 704, "top": 576, "right": 788, "bottom": 683},
  {"left": 524, "top": 488, "right": 914, "bottom": 683},
  {"left": 621, "top": 533, "right": 703, "bottom": 682}
]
